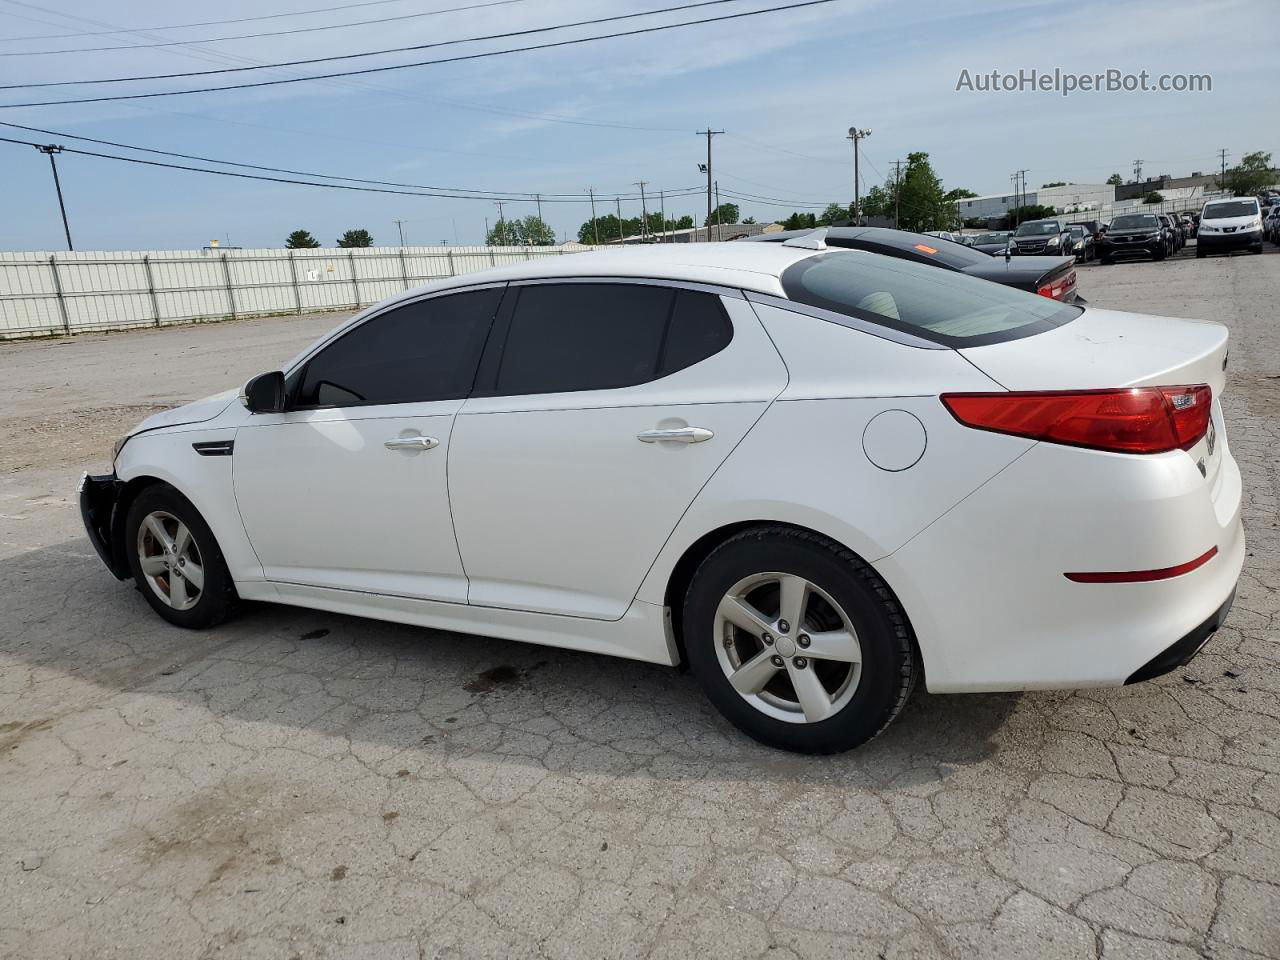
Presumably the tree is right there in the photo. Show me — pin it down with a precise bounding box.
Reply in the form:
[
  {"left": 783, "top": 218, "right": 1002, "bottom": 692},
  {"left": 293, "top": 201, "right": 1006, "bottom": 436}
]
[
  {"left": 742, "top": 216, "right": 757, "bottom": 224},
  {"left": 1217, "top": 150, "right": 1276, "bottom": 196},
  {"left": 285, "top": 229, "right": 320, "bottom": 248},
  {"left": 944, "top": 188, "right": 979, "bottom": 201},
  {"left": 860, "top": 185, "right": 891, "bottom": 220},
  {"left": 488, "top": 214, "right": 555, "bottom": 246},
  {"left": 818, "top": 202, "right": 853, "bottom": 226},
  {"left": 704, "top": 202, "right": 739, "bottom": 227},
  {"left": 336, "top": 229, "right": 373, "bottom": 247},
  {"left": 1040, "top": 181, "right": 1067, "bottom": 188},
  {"left": 1143, "top": 191, "right": 1164, "bottom": 204},
  {"left": 1004, "top": 204, "right": 1057, "bottom": 227},
  {"left": 1106, "top": 173, "right": 1124, "bottom": 186},
  {"left": 782, "top": 211, "right": 817, "bottom": 230},
  {"left": 891, "top": 152, "right": 952, "bottom": 232}
]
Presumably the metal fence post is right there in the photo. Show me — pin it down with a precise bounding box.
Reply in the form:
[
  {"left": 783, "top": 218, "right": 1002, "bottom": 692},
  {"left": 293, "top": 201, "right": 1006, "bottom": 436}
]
[
  {"left": 446, "top": 249, "right": 456, "bottom": 276},
  {"left": 489, "top": 248, "right": 497, "bottom": 266},
  {"left": 398, "top": 248, "right": 410, "bottom": 291},
  {"left": 48, "top": 254, "right": 71, "bottom": 335},
  {"left": 287, "top": 249, "right": 303, "bottom": 315},
  {"left": 142, "top": 254, "right": 162, "bottom": 326},
  {"left": 219, "top": 253, "right": 237, "bottom": 320},
  {"left": 348, "top": 249, "right": 361, "bottom": 307}
]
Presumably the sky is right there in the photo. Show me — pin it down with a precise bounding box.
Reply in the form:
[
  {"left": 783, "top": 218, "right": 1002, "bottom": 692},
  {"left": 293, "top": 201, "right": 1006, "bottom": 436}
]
[{"left": 0, "top": 0, "right": 1275, "bottom": 250}]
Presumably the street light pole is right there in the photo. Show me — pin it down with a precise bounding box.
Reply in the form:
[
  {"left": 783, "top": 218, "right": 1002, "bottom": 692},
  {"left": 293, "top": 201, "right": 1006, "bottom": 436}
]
[
  {"left": 696, "top": 128, "right": 723, "bottom": 241},
  {"left": 393, "top": 218, "right": 407, "bottom": 247},
  {"left": 36, "top": 144, "right": 73, "bottom": 250},
  {"left": 634, "top": 181, "right": 649, "bottom": 240},
  {"left": 846, "top": 127, "right": 871, "bottom": 225},
  {"left": 587, "top": 187, "right": 599, "bottom": 245}
]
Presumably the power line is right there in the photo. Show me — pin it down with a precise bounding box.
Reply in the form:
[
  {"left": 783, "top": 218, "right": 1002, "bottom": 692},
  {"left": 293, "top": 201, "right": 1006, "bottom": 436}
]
[
  {"left": 0, "top": 0, "right": 424, "bottom": 42},
  {"left": 0, "top": 133, "right": 706, "bottom": 203},
  {"left": 0, "top": 0, "right": 528, "bottom": 55},
  {"left": 1, "top": 0, "right": 767, "bottom": 88},
  {"left": 0, "top": 0, "right": 845, "bottom": 107},
  {"left": 0, "top": 120, "right": 700, "bottom": 199}
]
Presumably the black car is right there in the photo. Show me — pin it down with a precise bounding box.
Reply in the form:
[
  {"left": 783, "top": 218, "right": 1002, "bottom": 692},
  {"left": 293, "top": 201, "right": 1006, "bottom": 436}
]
[
  {"left": 1098, "top": 213, "right": 1168, "bottom": 264},
  {"left": 747, "top": 227, "right": 1080, "bottom": 302},
  {"left": 1008, "top": 218, "right": 1070, "bottom": 256},
  {"left": 968, "top": 231, "right": 1012, "bottom": 255},
  {"left": 1064, "top": 225, "right": 1094, "bottom": 262},
  {"left": 1068, "top": 219, "right": 1103, "bottom": 242},
  {"left": 1157, "top": 214, "right": 1182, "bottom": 253}
]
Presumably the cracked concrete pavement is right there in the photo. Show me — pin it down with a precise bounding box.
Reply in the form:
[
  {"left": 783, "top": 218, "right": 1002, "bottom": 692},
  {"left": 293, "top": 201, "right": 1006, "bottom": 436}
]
[{"left": 1, "top": 246, "right": 1278, "bottom": 959}]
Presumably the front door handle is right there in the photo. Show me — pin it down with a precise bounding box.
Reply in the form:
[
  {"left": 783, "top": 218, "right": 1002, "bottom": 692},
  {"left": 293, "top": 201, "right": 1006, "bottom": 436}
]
[
  {"left": 637, "top": 427, "right": 714, "bottom": 444},
  {"left": 384, "top": 436, "right": 439, "bottom": 450}
]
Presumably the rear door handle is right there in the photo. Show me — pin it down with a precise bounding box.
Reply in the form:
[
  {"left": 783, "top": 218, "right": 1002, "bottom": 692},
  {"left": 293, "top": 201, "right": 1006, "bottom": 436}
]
[
  {"left": 636, "top": 427, "right": 714, "bottom": 444},
  {"left": 384, "top": 436, "right": 439, "bottom": 450}
]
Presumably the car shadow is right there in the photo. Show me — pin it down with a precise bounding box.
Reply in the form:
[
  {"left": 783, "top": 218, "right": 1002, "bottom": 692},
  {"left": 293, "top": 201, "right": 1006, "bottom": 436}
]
[{"left": 2, "top": 539, "right": 1022, "bottom": 788}]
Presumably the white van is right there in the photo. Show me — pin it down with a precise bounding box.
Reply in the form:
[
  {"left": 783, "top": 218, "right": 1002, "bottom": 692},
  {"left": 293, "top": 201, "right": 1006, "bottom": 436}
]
[{"left": 1197, "top": 197, "right": 1264, "bottom": 257}]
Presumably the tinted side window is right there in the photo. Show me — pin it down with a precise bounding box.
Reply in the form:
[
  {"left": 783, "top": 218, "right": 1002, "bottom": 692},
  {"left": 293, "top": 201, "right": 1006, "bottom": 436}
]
[
  {"left": 661, "top": 290, "right": 733, "bottom": 375},
  {"left": 296, "top": 288, "right": 502, "bottom": 407},
  {"left": 493, "top": 285, "right": 732, "bottom": 396}
]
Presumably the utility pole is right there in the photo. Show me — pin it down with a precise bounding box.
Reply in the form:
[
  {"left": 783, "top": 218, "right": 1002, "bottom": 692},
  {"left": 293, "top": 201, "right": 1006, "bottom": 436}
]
[
  {"left": 616, "top": 197, "right": 625, "bottom": 243},
  {"left": 634, "top": 181, "right": 649, "bottom": 240},
  {"left": 892, "top": 159, "right": 903, "bottom": 229},
  {"left": 1218, "top": 148, "right": 1230, "bottom": 186},
  {"left": 587, "top": 187, "right": 599, "bottom": 245},
  {"left": 714, "top": 181, "right": 723, "bottom": 240},
  {"left": 1133, "top": 159, "right": 1143, "bottom": 183},
  {"left": 696, "top": 128, "right": 724, "bottom": 242},
  {"left": 659, "top": 190, "right": 666, "bottom": 242},
  {"left": 493, "top": 200, "right": 506, "bottom": 245},
  {"left": 846, "top": 127, "right": 871, "bottom": 224},
  {"left": 393, "top": 218, "right": 407, "bottom": 247},
  {"left": 535, "top": 193, "right": 543, "bottom": 223},
  {"left": 1018, "top": 169, "right": 1029, "bottom": 215},
  {"left": 1010, "top": 173, "right": 1020, "bottom": 226},
  {"left": 35, "top": 144, "right": 73, "bottom": 250}
]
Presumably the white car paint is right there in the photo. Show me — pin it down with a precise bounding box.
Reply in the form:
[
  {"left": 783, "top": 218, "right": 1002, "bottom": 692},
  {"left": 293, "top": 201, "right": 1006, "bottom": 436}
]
[{"left": 104, "top": 242, "right": 1243, "bottom": 692}]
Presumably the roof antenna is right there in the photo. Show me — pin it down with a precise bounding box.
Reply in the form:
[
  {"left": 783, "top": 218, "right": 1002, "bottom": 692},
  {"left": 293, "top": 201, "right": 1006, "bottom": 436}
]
[{"left": 782, "top": 227, "right": 828, "bottom": 250}]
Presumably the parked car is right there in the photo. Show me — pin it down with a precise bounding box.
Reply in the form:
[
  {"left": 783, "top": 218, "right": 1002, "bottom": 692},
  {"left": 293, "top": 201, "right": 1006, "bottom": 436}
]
[
  {"left": 1264, "top": 204, "right": 1280, "bottom": 244},
  {"left": 1008, "top": 218, "right": 1070, "bottom": 256},
  {"left": 924, "top": 230, "right": 961, "bottom": 243},
  {"left": 968, "top": 231, "right": 1013, "bottom": 255},
  {"left": 1064, "top": 225, "right": 1095, "bottom": 262},
  {"left": 746, "top": 226, "right": 1080, "bottom": 301},
  {"left": 79, "top": 242, "right": 1240, "bottom": 754},
  {"left": 1157, "top": 215, "right": 1181, "bottom": 254},
  {"left": 1177, "top": 215, "right": 1195, "bottom": 239},
  {"left": 1197, "top": 197, "right": 1265, "bottom": 257},
  {"left": 1097, "top": 213, "right": 1169, "bottom": 264},
  {"left": 1067, "top": 219, "right": 1103, "bottom": 241}
]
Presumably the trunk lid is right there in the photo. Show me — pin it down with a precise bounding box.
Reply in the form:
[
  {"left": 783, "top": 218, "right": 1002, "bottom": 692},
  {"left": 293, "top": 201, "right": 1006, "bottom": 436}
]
[{"left": 959, "top": 306, "right": 1230, "bottom": 485}]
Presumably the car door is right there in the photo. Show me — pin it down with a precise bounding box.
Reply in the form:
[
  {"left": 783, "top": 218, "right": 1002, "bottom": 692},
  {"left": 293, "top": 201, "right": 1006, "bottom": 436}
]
[
  {"left": 448, "top": 280, "right": 788, "bottom": 620},
  {"left": 233, "top": 286, "right": 504, "bottom": 602}
]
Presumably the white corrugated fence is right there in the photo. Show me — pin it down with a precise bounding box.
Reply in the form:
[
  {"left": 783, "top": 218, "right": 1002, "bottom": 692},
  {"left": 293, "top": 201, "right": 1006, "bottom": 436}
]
[{"left": 0, "top": 244, "right": 601, "bottom": 340}]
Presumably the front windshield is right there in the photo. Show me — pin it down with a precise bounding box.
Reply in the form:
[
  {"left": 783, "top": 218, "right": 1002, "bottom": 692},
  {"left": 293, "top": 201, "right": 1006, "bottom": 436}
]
[
  {"left": 781, "top": 250, "right": 1079, "bottom": 347},
  {"left": 1111, "top": 215, "right": 1158, "bottom": 230},
  {"left": 1014, "top": 221, "right": 1061, "bottom": 236},
  {"left": 1203, "top": 200, "right": 1258, "bottom": 219}
]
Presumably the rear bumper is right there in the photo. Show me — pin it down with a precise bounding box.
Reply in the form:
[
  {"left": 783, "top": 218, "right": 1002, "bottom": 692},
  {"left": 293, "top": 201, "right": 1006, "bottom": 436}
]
[
  {"left": 79, "top": 471, "right": 129, "bottom": 580},
  {"left": 1125, "top": 588, "right": 1234, "bottom": 684},
  {"left": 876, "top": 439, "right": 1245, "bottom": 693},
  {"left": 1198, "top": 230, "right": 1261, "bottom": 252}
]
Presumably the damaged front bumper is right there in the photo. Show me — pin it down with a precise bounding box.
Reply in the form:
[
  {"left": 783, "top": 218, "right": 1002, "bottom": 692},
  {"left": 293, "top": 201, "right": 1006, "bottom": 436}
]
[{"left": 79, "top": 472, "right": 129, "bottom": 580}]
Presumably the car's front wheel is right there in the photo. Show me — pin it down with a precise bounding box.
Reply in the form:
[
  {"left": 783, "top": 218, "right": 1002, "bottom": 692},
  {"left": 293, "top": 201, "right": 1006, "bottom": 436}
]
[
  {"left": 682, "top": 527, "right": 917, "bottom": 754},
  {"left": 125, "top": 484, "right": 236, "bottom": 629}
]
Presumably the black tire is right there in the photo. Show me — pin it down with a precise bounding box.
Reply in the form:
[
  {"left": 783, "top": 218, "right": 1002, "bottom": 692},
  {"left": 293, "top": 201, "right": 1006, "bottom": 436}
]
[
  {"left": 682, "top": 526, "right": 917, "bottom": 754},
  {"left": 1100, "top": 257, "right": 1113, "bottom": 266},
  {"left": 1196, "top": 246, "right": 1206, "bottom": 258},
  {"left": 1251, "top": 243, "right": 1263, "bottom": 254},
  {"left": 1153, "top": 247, "right": 1166, "bottom": 262},
  {"left": 125, "top": 484, "right": 237, "bottom": 629}
]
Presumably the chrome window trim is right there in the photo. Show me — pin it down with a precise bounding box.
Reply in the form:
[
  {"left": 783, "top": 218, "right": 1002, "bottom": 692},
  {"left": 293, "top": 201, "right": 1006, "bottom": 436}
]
[{"left": 742, "top": 290, "right": 950, "bottom": 351}]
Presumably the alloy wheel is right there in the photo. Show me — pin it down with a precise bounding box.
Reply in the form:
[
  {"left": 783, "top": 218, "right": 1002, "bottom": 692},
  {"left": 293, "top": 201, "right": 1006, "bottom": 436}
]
[
  {"left": 714, "top": 572, "right": 862, "bottom": 724},
  {"left": 136, "top": 510, "right": 205, "bottom": 611}
]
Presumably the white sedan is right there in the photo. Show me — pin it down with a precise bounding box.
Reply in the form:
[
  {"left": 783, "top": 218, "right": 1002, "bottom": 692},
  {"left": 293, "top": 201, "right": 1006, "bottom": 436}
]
[{"left": 81, "top": 235, "right": 1243, "bottom": 753}]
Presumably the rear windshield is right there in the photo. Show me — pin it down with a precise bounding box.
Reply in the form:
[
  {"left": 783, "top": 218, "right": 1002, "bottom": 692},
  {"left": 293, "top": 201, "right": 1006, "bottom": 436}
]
[
  {"left": 1112, "top": 214, "right": 1158, "bottom": 230},
  {"left": 972, "top": 233, "right": 1008, "bottom": 244},
  {"left": 1203, "top": 200, "right": 1258, "bottom": 219},
  {"left": 781, "top": 251, "right": 1080, "bottom": 347}
]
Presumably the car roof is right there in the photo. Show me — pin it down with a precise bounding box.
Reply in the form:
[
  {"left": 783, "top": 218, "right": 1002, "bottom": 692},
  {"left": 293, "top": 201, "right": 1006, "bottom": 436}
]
[{"left": 393, "top": 242, "right": 822, "bottom": 302}]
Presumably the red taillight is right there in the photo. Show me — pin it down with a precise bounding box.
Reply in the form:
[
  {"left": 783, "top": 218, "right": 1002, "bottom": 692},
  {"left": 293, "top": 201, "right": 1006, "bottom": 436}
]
[
  {"left": 941, "top": 385, "right": 1212, "bottom": 454},
  {"left": 1065, "top": 546, "right": 1218, "bottom": 583},
  {"left": 1036, "top": 270, "right": 1076, "bottom": 299}
]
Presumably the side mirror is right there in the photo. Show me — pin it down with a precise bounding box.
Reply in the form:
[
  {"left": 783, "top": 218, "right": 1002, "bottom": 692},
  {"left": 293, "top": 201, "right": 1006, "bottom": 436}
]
[{"left": 240, "top": 371, "right": 286, "bottom": 414}]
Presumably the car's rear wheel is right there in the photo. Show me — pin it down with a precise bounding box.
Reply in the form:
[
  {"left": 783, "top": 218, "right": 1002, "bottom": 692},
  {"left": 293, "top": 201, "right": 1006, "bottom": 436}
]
[
  {"left": 126, "top": 485, "right": 236, "bottom": 629},
  {"left": 682, "top": 526, "right": 917, "bottom": 754}
]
